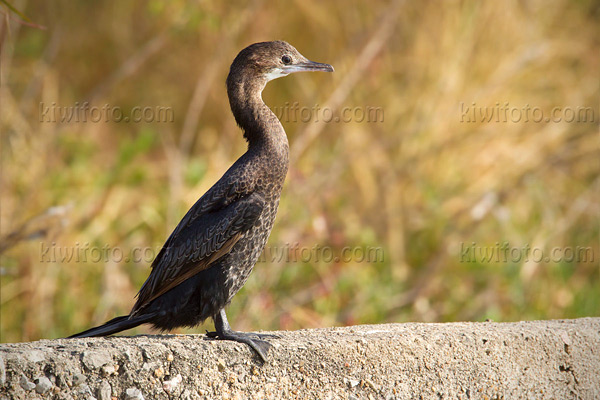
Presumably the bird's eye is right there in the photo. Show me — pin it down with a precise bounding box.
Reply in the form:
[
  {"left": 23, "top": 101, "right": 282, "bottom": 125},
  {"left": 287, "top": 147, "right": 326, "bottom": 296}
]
[{"left": 281, "top": 55, "right": 292, "bottom": 65}]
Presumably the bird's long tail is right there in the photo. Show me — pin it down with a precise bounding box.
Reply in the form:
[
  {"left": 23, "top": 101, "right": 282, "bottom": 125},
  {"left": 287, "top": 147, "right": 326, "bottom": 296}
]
[{"left": 68, "top": 314, "right": 154, "bottom": 338}]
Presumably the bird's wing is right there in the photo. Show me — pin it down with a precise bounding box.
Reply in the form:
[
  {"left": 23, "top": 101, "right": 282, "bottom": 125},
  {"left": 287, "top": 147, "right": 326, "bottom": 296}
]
[{"left": 130, "top": 189, "right": 265, "bottom": 315}]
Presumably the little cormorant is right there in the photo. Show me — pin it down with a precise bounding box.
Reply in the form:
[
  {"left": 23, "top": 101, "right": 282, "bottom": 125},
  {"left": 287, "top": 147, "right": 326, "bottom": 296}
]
[{"left": 68, "top": 41, "right": 334, "bottom": 361}]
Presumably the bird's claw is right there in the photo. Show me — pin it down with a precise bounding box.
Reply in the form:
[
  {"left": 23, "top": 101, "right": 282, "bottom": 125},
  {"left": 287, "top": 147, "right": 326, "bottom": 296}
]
[
  {"left": 205, "top": 330, "right": 276, "bottom": 362},
  {"left": 251, "top": 332, "right": 281, "bottom": 340},
  {"left": 205, "top": 330, "right": 218, "bottom": 338}
]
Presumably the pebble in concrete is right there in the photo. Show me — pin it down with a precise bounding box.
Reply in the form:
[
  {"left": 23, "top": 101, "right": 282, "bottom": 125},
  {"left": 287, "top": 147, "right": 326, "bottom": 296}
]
[
  {"left": 163, "top": 374, "right": 182, "bottom": 394},
  {"left": 78, "top": 383, "right": 93, "bottom": 397},
  {"left": 34, "top": 376, "right": 53, "bottom": 394},
  {"left": 19, "top": 375, "right": 35, "bottom": 391},
  {"left": 82, "top": 351, "right": 112, "bottom": 370},
  {"left": 97, "top": 380, "right": 112, "bottom": 400},
  {"left": 125, "top": 387, "right": 144, "bottom": 400}
]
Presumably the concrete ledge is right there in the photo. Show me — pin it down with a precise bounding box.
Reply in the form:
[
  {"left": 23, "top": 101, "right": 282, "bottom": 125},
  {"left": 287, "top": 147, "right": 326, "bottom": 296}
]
[{"left": 1, "top": 318, "right": 598, "bottom": 399}]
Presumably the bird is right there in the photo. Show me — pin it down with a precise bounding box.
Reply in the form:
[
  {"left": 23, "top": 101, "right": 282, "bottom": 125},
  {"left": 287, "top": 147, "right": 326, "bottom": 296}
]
[{"left": 68, "top": 41, "right": 334, "bottom": 362}]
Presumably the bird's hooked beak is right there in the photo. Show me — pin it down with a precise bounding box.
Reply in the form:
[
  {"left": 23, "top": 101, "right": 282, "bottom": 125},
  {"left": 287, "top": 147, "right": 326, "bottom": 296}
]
[{"left": 282, "top": 60, "right": 334, "bottom": 74}]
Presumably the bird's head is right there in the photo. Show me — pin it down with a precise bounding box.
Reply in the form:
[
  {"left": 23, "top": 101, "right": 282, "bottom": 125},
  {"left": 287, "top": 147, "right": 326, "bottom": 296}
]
[{"left": 227, "top": 41, "right": 334, "bottom": 89}]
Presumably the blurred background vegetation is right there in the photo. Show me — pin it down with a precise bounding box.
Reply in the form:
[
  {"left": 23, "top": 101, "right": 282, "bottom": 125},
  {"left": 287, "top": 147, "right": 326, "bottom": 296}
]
[{"left": 1, "top": 0, "right": 598, "bottom": 343}]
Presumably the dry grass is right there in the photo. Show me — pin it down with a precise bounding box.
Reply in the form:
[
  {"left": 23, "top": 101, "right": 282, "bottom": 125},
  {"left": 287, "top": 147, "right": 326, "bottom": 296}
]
[{"left": 1, "top": 0, "right": 598, "bottom": 342}]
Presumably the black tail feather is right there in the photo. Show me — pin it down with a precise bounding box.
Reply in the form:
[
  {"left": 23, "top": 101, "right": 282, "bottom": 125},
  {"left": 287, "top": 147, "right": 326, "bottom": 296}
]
[{"left": 67, "top": 314, "right": 154, "bottom": 338}]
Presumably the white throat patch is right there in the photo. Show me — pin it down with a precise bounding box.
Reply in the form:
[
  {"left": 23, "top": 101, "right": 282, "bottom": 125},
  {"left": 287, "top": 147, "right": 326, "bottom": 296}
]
[{"left": 265, "top": 68, "right": 289, "bottom": 82}]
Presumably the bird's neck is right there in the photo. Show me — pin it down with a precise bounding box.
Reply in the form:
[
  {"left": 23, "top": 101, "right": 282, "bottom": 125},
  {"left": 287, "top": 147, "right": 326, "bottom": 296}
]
[{"left": 227, "top": 78, "right": 289, "bottom": 158}]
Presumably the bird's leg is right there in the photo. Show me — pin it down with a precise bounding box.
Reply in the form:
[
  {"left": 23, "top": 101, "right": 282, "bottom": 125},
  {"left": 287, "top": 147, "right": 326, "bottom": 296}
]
[{"left": 206, "top": 309, "right": 277, "bottom": 362}]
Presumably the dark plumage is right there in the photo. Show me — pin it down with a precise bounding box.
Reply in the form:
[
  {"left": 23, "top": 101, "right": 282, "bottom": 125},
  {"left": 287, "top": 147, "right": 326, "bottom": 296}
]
[{"left": 68, "top": 41, "right": 334, "bottom": 361}]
